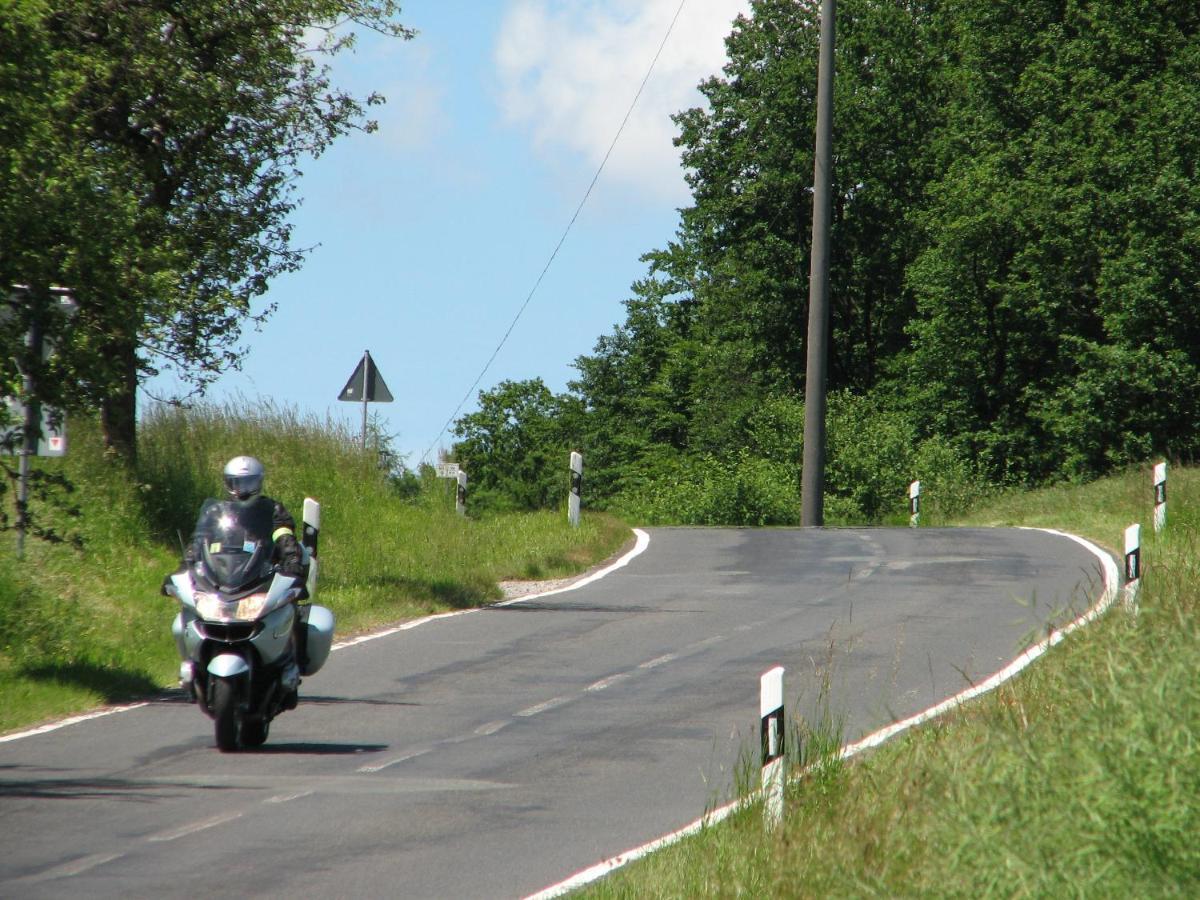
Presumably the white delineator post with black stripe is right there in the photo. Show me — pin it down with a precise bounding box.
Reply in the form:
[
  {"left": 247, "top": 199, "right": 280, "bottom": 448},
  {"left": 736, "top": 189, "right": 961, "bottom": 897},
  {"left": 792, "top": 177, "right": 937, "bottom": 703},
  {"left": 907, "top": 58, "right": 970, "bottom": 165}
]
[
  {"left": 456, "top": 470, "right": 467, "bottom": 517},
  {"left": 568, "top": 451, "right": 583, "bottom": 528},
  {"left": 760, "top": 665, "right": 785, "bottom": 829},
  {"left": 1153, "top": 462, "right": 1167, "bottom": 533},
  {"left": 1124, "top": 523, "right": 1141, "bottom": 610},
  {"left": 909, "top": 480, "right": 921, "bottom": 528}
]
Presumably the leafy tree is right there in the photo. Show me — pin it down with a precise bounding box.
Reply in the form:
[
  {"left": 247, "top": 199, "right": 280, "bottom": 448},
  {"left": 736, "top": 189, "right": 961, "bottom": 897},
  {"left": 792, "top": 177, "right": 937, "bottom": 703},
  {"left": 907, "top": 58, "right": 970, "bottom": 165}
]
[
  {"left": 0, "top": 2, "right": 413, "bottom": 460},
  {"left": 573, "top": 0, "right": 948, "bottom": 502},
  {"left": 906, "top": 0, "right": 1200, "bottom": 481},
  {"left": 452, "top": 379, "right": 582, "bottom": 513}
]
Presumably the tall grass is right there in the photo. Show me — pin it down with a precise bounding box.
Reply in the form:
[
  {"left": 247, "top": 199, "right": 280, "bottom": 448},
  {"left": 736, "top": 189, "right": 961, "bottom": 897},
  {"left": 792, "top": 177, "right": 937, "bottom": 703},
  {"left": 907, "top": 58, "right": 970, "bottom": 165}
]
[
  {"left": 582, "top": 464, "right": 1200, "bottom": 897},
  {"left": 0, "top": 402, "right": 629, "bottom": 733}
]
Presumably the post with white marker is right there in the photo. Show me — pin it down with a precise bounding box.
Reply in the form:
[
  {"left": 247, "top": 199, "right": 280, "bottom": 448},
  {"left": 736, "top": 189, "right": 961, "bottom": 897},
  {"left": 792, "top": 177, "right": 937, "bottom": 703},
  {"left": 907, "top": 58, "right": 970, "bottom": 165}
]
[
  {"left": 568, "top": 450, "right": 583, "bottom": 528},
  {"left": 908, "top": 480, "right": 921, "bottom": 528},
  {"left": 456, "top": 470, "right": 468, "bottom": 517},
  {"left": 760, "top": 665, "right": 785, "bottom": 830},
  {"left": 1124, "top": 523, "right": 1141, "bottom": 611},
  {"left": 1153, "top": 461, "right": 1167, "bottom": 533}
]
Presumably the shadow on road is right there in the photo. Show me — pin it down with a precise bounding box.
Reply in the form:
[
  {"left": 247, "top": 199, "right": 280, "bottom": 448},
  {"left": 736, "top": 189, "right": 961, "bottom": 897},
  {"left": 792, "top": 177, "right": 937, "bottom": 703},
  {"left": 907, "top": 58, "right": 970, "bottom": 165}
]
[
  {"left": 246, "top": 742, "right": 389, "bottom": 756},
  {"left": 0, "top": 769, "right": 240, "bottom": 801}
]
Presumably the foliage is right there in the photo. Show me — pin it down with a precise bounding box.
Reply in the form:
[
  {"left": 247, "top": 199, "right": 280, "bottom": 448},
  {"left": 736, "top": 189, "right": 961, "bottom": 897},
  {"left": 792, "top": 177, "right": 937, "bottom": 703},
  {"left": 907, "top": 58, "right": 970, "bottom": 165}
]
[
  {"left": 0, "top": 2, "right": 413, "bottom": 457},
  {"left": 451, "top": 378, "right": 584, "bottom": 513},
  {"left": 903, "top": 0, "right": 1200, "bottom": 482},
  {"left": 450, "top": 0, "right": 1200, "bottom": 520}
]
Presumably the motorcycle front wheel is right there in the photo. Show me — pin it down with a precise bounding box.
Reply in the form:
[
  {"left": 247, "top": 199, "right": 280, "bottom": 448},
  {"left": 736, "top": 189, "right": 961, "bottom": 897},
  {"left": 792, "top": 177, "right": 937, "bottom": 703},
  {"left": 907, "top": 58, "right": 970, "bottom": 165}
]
[
  {"left": 212, "top": 677, "right": 241, "bottom": 752},
  {"left": 241, "top": 719, "right": 269, "bottom": 748}
]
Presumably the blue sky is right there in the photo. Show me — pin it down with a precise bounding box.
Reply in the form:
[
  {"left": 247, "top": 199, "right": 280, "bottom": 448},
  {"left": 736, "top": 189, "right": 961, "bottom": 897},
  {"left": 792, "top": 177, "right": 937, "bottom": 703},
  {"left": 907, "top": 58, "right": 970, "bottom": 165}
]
[{"left": 146, "top": 0, "right": 749, "bottom": 467}]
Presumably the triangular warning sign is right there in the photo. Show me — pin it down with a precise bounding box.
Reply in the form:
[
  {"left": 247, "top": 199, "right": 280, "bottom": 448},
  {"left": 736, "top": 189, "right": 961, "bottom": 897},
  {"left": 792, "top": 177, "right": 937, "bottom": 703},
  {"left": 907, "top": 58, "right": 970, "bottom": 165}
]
[{"left": 338, "top": 351, "right": 394, "bottom": 403}]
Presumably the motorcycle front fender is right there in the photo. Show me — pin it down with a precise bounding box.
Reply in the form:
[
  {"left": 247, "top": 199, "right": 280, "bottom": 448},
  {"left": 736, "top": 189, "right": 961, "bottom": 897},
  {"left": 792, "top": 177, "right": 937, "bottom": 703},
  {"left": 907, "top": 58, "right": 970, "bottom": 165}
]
[{"left": 208, "top": 654, "right": 251, "bottom": 679}]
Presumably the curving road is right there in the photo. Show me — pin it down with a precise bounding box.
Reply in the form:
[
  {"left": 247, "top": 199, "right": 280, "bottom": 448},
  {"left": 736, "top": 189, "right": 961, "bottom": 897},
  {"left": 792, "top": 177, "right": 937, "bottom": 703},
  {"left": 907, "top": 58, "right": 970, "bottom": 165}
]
[{"left": 0, "top": 527, "right": 1111, "bottom": 899}]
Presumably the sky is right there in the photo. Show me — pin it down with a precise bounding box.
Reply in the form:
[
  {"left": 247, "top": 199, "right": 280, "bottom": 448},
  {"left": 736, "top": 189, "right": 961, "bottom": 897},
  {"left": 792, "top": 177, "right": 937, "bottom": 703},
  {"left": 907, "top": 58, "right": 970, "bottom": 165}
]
[{"left": 145, "top": 0, "right": 751, "bottom": 468}]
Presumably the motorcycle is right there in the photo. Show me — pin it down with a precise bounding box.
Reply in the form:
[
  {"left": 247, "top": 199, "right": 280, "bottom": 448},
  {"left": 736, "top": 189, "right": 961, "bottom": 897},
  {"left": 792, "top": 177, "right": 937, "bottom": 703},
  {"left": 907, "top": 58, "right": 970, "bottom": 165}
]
[{"left": 164, "top": 496, "right": 334, "bottom": 751}]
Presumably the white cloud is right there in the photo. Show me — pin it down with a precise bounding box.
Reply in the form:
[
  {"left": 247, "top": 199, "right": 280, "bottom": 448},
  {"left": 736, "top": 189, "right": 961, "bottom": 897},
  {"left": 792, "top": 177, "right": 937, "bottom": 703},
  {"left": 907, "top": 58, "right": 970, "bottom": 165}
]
[{"left": 495, "top": 0, "right": 750, "bottom": 203}]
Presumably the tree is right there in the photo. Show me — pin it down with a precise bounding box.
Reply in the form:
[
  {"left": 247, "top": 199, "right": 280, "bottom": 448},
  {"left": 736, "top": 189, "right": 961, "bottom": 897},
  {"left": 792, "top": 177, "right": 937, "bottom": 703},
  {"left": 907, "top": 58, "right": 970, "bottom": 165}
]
[
  {"left": 0, "top": 2, "right": 413, "bottom": 460},
  {"left": 573, "top": 0, "right": 948, "bottom": 495},
  {"left": 452, "top": 379, "right": 581, "bottom": 512},
  {"left": 905, "top": 0, "right": 1200, "bottom": 481}
]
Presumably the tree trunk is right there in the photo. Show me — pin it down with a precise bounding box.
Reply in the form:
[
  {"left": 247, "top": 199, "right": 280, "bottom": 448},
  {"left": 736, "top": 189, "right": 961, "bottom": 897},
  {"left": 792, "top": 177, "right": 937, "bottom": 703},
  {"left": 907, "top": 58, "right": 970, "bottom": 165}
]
[{"left": 100, "top": 340, "right": 138, "bottom": 464}]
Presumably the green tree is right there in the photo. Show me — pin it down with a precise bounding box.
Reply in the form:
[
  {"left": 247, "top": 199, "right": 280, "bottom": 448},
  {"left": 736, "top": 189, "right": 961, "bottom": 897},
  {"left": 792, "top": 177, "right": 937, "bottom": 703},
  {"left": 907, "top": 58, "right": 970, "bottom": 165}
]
[
  {"left": 905, "top": 0, "right": 1200, "bottom": 481},
  {"left": 452, "top": 379, "right": 581, "bottom": 512},
  {"left": 573, "top": 0, "right": 948, "bottom": 503},
  {"left": 0, "top": 2, "right": 413, "bottom": 460}
]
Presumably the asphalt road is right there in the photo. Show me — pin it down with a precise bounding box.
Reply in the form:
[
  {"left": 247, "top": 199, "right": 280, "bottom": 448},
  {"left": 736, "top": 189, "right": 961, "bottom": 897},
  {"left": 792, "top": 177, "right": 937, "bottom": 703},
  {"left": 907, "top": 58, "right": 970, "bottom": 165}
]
[{"left": 0, "top": 526, "right": 1110, "bottom": 899}]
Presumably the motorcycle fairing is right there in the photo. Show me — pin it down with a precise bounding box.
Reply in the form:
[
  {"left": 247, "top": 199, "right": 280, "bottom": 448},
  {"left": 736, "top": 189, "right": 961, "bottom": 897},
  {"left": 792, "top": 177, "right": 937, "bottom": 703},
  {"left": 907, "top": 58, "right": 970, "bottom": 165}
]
[{"left": 191, "top": 498, "right": 276, "bottom": 593}]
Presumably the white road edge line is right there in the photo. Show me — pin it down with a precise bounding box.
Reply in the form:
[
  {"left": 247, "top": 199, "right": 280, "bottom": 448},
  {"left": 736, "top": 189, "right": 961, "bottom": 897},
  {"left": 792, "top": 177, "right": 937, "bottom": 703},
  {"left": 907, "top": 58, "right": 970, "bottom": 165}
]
[
  {"left": 334, "top": 528, "right": 652, "bottom": 647},
  {"left": 0, "top": 703, "right": 149, "bottom": 744},
  {"left": 523, "top": 527, "right": 1120, "bottom": 900},
  {"left": 0, "top": 530, "right": 652, "bottom": 744}
]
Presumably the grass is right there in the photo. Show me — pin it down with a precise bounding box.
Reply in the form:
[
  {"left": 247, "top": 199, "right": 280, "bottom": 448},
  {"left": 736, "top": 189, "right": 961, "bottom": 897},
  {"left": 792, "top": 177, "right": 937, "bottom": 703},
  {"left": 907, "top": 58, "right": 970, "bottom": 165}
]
[
  {"left": 0, "top": 402, "right": 630, "bottom": 734},
  {"left": 578, "top": 464, "right": 1200, "bottom": 897}
]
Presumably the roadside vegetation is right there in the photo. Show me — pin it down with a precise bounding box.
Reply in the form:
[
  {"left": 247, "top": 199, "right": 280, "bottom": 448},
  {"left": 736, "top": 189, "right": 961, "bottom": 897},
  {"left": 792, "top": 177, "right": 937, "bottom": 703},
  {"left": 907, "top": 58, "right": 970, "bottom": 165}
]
[
  {"left": 0, "top": 404, "right": 630, "bottom": 735},
  {"left": 579, "top": 465, "right": 1200, "bottom": 897}
]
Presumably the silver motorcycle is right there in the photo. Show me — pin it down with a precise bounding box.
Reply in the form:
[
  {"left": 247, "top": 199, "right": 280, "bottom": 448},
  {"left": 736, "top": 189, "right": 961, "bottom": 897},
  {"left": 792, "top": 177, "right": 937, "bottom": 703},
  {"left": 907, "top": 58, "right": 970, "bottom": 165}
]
[{"left": 164, "top": 496, "right": 334, "bottom": 751}]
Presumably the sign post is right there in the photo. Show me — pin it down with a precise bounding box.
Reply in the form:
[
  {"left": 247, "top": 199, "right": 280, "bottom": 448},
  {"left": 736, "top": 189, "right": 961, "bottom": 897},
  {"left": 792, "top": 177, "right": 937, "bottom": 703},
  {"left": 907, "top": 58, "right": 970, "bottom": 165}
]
[
  {"left": 760, "top": 665, "right": 786, "bottom": 829},
  {"left": 1124, "top": 523, "right": 1141, "bottom": 611},
  {"left": 456, "top": 470, "right": 468, "bottom": 516},
  {"left": 568, "top": 451, "right": 583, "bottom": 528},
  {"left": 908, "top": 480, "right": 921, "bottom": 528},
  {"left": 1153, "top": 462, "right": 1167, "bottom": 533},
  {"left": 337, "top": 350, "right": 394, "bottom": 450}
]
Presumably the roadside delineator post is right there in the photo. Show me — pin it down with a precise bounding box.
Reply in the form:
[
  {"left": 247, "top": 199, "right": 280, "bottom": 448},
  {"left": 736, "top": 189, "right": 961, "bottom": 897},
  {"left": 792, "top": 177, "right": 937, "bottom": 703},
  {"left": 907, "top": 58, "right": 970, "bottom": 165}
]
[
  {"left": 908, "top": 480, "right": 921, "bottom": 528},
  {"left": 1124, "top": 523, "right": 1141, "bottom": 611},
  {"left": 1153, "top": 462, "right": 1167, "bottom": 533},
  {"left": 568, "top": 451, "right": 583, "bottom": 528},
  {"left": 760, "top": 665, "right": 785, "bottom": 830},
  {"left": 456, "top": 470, "right": 468, "bottom": 517}
]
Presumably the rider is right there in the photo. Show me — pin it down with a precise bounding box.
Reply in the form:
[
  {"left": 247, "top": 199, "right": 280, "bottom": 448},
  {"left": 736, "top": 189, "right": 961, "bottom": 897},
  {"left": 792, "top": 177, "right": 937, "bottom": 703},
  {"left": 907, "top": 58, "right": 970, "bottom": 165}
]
[
  {"left": 220, "top": 456, "right": 308, "bottom": 704},
  {"left": 219, "top": 455, "right": 304, "bottom": 581},
  {"left": 175, "top": 456, "right": 305, "bottom": 580}
]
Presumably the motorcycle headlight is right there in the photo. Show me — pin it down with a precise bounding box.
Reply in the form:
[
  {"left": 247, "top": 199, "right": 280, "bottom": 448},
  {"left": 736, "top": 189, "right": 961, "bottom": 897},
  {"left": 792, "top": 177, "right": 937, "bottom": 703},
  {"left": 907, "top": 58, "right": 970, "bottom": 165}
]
[
  {"left": 194, "top": 591, "right": 225, "bottom": 620},
  {"left": 233, "top": 593, "right": 271, "bottom": 620},
  {"left": 195, "top": 591, "right": 270, "bottom": 621}
]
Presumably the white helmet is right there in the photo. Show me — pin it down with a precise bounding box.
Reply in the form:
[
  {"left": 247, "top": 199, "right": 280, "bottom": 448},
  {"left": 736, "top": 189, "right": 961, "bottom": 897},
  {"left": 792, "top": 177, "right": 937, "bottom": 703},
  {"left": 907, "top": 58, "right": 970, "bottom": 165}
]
[{"left": 223, "top": 456, "right": 265, "bottom": 501}]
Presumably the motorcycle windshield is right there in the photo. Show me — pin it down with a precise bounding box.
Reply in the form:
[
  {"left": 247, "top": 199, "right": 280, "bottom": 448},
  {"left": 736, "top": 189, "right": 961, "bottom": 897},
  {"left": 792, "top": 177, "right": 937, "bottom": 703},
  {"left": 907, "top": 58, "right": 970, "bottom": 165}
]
[{"left": 191, "top": 498, "right": 276, "bottom": 591}]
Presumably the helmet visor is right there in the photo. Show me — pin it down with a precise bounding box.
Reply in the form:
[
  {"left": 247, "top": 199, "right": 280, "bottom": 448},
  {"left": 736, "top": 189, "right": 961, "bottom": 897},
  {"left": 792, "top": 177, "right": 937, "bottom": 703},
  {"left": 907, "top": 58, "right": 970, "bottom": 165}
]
[{"left": 225, "top": 472, "right": 263, "bottom": 500}]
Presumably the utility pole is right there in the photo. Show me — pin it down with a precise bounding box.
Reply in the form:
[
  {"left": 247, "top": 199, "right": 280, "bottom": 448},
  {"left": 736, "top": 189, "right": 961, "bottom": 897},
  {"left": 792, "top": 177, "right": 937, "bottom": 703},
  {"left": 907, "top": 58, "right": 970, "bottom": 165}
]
[{"left": 801, "top": 0, "right": 836, "bottom": 527}]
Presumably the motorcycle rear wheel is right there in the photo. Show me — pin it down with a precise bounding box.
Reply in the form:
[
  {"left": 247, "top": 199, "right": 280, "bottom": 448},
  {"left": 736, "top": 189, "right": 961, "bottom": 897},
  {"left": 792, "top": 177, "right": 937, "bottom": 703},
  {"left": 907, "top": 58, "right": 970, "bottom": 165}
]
[{"left": 213, "top": 678, "right": 241, "bottom": 752}]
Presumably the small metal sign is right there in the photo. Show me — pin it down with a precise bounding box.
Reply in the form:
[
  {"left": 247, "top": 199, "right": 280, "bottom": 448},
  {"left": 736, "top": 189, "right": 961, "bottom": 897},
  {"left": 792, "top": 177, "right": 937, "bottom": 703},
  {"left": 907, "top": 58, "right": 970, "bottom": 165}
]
[
  {"left": 1, "top": 398, "right": 66, "bottom": 457},
  {"left": 338, "top": 350, "right": 394, "bottom": 403},
  {"left": 436, "top": 463, "right": 461, "bottom": 478}
]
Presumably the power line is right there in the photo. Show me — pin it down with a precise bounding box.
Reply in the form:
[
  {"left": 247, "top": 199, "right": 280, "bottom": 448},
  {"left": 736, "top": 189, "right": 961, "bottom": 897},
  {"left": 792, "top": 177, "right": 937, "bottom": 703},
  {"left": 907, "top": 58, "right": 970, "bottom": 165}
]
[{"left": 421, "top": 0, "right": 690, "bottom": 464}]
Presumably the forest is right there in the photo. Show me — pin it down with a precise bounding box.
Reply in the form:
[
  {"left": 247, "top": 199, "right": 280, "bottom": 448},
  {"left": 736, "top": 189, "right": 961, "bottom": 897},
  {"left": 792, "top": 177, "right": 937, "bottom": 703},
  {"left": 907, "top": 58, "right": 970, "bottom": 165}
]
[{"left": 452, "top": 0, "right": 1200, "bottom": 524}]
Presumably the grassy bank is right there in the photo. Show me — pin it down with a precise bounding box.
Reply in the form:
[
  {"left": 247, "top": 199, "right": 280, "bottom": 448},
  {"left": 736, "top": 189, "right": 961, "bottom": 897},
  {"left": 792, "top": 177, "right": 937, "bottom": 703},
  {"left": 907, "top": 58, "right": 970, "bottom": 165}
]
[
  {"left": 581, "top": 466, "right": 1200, "bottom": 897},
  {"left": 0, "top": 403, "right": 630, "bottom": 734}
]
